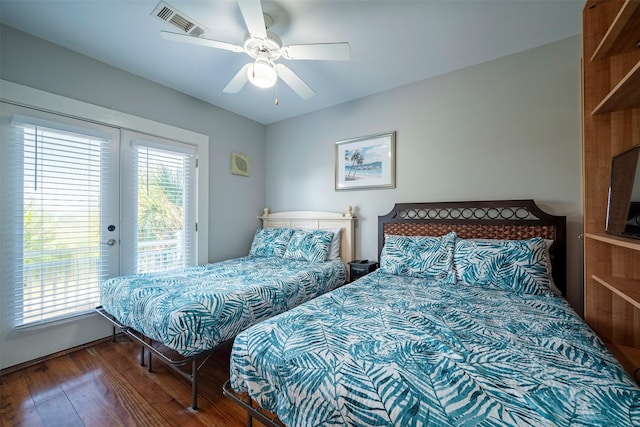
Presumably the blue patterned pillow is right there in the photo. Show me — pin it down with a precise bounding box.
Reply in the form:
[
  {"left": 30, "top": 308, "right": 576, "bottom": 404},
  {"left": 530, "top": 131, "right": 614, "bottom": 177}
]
[
  {"left": 248, "top": 228, "right": 294, "bottom": 257},
  {"left": 380, "top": 232, "right": 456, "bottom": 282},
  {"left": 283, "top": 229, "right": 335, "bottom": 262},
  {"left": 453, "top": 237, "right": 554, "bottom": 294}
]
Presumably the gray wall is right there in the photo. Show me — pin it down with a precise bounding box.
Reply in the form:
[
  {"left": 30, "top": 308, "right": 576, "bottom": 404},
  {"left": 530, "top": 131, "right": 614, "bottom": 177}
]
[
  {"left": 265, "top": 36, "right": 584, "bottom": 312},
  {"left": 0, "top": 24, "right": 266, "bottom": 368},
  {"left": 0, "top": 25, "right": 267, "bottom": 261}
]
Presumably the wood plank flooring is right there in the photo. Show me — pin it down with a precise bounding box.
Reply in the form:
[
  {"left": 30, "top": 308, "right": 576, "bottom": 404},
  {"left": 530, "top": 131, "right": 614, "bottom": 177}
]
[{"left": 0, "top": 335, "right": 260, "bottom": 427}]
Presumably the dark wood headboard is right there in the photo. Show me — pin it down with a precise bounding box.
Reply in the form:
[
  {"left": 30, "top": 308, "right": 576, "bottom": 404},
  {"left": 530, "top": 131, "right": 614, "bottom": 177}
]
[{"left": 377, "top": 200, "right": 567, "bottom": 296}]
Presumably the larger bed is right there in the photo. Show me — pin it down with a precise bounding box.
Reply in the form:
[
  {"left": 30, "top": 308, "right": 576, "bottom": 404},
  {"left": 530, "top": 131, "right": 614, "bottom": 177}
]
[
  {"left": 96, "top": 208, "right": 356, "bottom": 409},
  {"left": 225, "top": 200, "right": 640, "bottom": 426}
]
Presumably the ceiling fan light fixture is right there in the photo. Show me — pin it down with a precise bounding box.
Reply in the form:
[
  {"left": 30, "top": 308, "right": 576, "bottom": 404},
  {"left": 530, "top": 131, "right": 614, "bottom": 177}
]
[
  {"left": 247, "top": 58, "right": 277, "bottom": 88},
  {"left": 160, "top": 0, "right": 350, "bottom": 99}
]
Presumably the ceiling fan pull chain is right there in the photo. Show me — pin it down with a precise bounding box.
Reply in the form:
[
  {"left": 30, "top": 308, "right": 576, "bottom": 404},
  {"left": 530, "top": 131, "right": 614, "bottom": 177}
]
[
  {"left": 275, "top": 78, "right": 279, "bottom": 106},
  {"left": 252, "top": 57, "right": 258, "bottom": 79}
]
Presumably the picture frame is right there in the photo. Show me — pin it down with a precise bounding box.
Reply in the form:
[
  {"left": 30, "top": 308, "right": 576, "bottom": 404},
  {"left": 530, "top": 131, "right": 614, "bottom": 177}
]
[
  {"left": 335, "top": 131, "right": 396, "bottom": 190},
  {"left": 231, "top": 152, "right": 250, "bottom": 177}
]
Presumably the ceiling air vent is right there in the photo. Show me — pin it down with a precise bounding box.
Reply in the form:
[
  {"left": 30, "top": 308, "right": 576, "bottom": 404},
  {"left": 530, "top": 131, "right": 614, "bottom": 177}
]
[{"left": 151, "top": 1, "right": 205, "bottom": 37}]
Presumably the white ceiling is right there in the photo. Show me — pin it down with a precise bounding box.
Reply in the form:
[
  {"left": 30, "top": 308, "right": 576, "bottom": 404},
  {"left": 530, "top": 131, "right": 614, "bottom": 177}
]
[{"left": 0, "top": 0, "right": 583, "bottom": 125}]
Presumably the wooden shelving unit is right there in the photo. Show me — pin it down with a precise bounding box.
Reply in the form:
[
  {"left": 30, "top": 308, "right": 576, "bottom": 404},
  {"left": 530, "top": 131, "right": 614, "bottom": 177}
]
[
  {"left": 582, "top": 0, "right": 640, "bottom": 379},
  {"left": 592, "top": 274, "right": 640, "bottom": 309},
  {"left": 592, "top": 60, "right": 640, "bottom": 113},
  {"left": 607, "top": 342, "right": 640, "bottom": 378},
  {"left": 585, "top": 231, "right": 640, "bottom": 250},
  {"left": 590, "top": 0, "right": 640, "bottom": 59}
]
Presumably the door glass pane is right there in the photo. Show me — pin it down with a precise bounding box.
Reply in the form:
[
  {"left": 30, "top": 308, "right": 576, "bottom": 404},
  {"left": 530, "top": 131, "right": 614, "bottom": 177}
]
[
  {"left": 134, "top": 145, "right": 193, "bottom": 273},
  {"left": 17, "top": 122, "right": 111, "bottom": 325}
]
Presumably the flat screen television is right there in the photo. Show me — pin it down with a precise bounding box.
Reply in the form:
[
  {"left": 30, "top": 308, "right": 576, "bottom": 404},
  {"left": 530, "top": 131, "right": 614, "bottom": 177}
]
[{"left": 606, "top": 144, "right": 640, "bottom": 239}]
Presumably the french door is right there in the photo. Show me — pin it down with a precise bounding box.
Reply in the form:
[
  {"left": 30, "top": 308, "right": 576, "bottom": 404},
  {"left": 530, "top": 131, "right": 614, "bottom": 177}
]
[
  {"left": 1, "top": 103, "right": 120, "bottom": 327},
  {"left": 120, "top": 130, "right": 197, "bottom": 275},
  {"left": 1, "top": 103, "right": 196, "bottom": 328}
]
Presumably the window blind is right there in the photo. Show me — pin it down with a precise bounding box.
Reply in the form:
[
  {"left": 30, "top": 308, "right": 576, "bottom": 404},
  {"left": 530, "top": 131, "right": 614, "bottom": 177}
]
[
  {"left": 9, "top": 116, "right": 111, "bottom": 327},
  {"left": 130, "top": 139, "right": 196, "bottom": 274}
]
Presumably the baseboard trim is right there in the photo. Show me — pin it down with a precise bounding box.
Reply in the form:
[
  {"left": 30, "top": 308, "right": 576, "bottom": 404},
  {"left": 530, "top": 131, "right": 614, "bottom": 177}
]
[{"left": 0, "top": 335, "right": 120, "bottom": 376}]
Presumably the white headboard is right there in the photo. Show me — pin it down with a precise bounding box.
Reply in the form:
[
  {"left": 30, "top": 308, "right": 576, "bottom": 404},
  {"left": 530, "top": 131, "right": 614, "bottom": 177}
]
[{"left": 259, "top": 206, "right": 356, "bottom": 266}]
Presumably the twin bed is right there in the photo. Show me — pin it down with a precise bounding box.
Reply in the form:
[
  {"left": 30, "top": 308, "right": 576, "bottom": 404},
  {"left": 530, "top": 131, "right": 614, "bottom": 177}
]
[
  {"left": 224, "top": 200, "right": 640, "bottom": 426},
  {"left": 96, "top": 208, "right": 356, "bottom": 409}
]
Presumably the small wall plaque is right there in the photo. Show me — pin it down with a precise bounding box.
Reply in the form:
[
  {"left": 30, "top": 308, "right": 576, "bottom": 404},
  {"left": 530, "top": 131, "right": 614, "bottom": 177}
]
[{"left": 231, "top": 152, "right": 250, "bottom": 177}]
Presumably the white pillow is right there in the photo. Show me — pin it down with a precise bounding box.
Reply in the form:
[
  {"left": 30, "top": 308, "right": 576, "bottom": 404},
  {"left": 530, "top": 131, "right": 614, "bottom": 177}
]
[{"left": 326, "top": 228, "right": 342, "bottom": 260}]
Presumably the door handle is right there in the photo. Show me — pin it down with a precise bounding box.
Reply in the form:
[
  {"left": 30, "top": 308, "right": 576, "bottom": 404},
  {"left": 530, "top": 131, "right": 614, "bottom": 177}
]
[{"left": 103, "top": 238, "right": 117, "bottom": 246}]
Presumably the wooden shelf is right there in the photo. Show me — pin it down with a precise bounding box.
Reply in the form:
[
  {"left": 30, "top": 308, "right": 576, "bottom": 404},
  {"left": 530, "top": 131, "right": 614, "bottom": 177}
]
[
  {"left": 591, "top": 0, "right": 640, "bottom": 60},
  {"left": 592, "top": 274, "right": 640, "bottom": 309},
  {"left": 592, "top": 59, "right": 640, "bottom": 114},
  {"left": 585, "top": 232, "right": 640, "bottom": 251},
  {"left": 605, "top": 342, "right": 640, "bottom": 380},
  {"left": 583, "top": 0, "right": 640, "bottom": 370}
]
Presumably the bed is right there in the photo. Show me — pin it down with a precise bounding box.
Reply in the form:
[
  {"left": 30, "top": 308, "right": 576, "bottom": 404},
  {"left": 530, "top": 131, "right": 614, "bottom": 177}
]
[
  {"left": 225, "top": 200, "right": 640, "bottom": 426},
  {"left": 96, "top": 208, "right": 356, "bottom": 409}
]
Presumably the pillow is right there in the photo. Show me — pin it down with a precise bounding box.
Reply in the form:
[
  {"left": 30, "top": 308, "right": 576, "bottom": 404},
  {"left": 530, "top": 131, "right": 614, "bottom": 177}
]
[
  {"left": 283, "top": 229, "right": 335, "bottom": 262},
  {"left": 248, "top": 228, "right": 294, "bottom": 258},
  {"left": 326, "top": 228, "right": 342, "bottom": 260},
  {"left": 379, "top": 232, "right": 456, "bottom": 282},
  {"left": 543, "top": 239, "right": 561, "bottom": 296},
  {"left": 453, "top": 237, "right": 554, "bottom": 295}
]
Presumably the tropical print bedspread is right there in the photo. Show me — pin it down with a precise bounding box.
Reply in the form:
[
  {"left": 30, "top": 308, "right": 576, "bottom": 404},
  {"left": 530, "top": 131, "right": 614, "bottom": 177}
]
[
  {"left": 100, "top": 256, "right": 345, "bottom": 357},
  {"left": 230, "top": 270, "right": 640, "bottom": 426}
]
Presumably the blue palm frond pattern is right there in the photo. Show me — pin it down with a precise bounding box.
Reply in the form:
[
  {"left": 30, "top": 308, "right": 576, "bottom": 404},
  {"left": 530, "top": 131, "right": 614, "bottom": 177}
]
[
  {"left": 230, "top": 271, "right": 640, "bottom": 426},
  {"left": 454, "top": 237, "right": 554, "bottom": 295},
  {"left": 380, "top": 233, "right": 456, "bottom": 283},
  {"left": 100, "top": 256, "right": 346, "bottom": 356},
  {"left": 248, "top": 228, "right": 295, "bottom": 257},
  {"left": 283, "top": 229, "right": 335, "bottom": 262}
]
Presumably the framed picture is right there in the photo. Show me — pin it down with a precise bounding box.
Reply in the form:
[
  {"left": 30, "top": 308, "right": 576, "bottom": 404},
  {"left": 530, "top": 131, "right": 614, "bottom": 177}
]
[
  {"left": 335, "top": 131, "right": 396, "bottom": 190},
  {"left": 231, "top": 152, "right": 250, "bottom": 177}
]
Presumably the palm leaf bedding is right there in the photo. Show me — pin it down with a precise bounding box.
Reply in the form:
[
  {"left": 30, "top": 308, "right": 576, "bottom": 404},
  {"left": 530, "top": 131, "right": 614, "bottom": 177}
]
[
  {"left": 230, "top": 271, "right": 640, "bottom": 426},
  {"left": 100, "top": 256, "right": 346, "bottom": 357}
]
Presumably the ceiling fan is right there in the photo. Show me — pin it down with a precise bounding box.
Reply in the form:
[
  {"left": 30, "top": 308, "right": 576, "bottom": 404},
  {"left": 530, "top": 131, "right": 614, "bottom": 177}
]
[{"left": 158, "top": 0, "right": 351, "bottom": 100}]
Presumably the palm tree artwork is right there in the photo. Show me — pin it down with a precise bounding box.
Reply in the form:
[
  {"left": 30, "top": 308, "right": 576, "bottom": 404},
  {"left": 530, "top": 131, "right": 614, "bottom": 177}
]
[
  {"left": 345, "top": 149, "right": 364, "bottom": 181},
  {"left": 344, "top": 146, "right": 383, "bottom": 181}
]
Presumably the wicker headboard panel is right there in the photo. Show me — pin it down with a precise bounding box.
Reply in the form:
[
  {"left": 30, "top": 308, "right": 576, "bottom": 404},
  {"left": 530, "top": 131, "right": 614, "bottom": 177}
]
[{"left": 378, "top": 200, "right": 567, "bottom": 295}]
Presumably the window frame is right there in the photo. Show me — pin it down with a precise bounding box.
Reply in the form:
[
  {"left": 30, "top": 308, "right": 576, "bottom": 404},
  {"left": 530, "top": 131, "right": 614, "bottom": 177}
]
[
  {"left": 0, "top": 79, "right": 209, "bottom": 330},
  {"left": 1, "top": 79, "right": 209, "bottom": 267},
  {"left": 8, "top": 114, "right": 119, "bottom": 327},
  {"left": 0, "top": 79, "right": 210, "bottom": 371}
]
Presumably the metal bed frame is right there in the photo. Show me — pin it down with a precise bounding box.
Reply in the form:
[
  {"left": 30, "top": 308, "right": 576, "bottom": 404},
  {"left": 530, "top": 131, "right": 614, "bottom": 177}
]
[
  {"left": 222, "top": 199, "right": 567, "bottom": 426},
  {"left": 94, "top": 208, "right": 357, "bottom": 411},
  {"left": 95, "top": 306, "right": 220, "bottom": 410},
  {"left": 223, "top": 380, "right": 284, "bottom": 427}
]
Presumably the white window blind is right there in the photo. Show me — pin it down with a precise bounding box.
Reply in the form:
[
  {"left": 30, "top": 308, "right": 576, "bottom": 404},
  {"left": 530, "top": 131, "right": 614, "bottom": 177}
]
[
  {"left": 9, "top": 116, "right": 111, "bottom": 327},
  {"left": 130, "top": 139, "right": 196, "bottom": 274}
]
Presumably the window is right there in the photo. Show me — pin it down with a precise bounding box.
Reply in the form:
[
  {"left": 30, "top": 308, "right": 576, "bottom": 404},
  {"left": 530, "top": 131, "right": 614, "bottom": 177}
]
[
  {"left": 129, "top": 139, "right": 196, "bottom": 273},
  {"left": 0, "top": 81, "right": 209, "bottom": 368},
  {"left": 2, "top": 108, "right": 199, "bottom": 328},
  {"left": 6, "top": 114, "right": 118, "bottom": 327}
]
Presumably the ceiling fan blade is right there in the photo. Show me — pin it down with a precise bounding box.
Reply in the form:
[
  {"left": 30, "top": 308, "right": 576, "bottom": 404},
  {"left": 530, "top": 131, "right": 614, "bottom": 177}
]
[
  {"left": 282, "top": 43, "right": 351, "bottom": 61},
  {"left": 275, "top": 64, "right": 315, "bottom": 99},
  {"left": 223, "top": 64, "right": 251, "bottom": 93},
  {"left": 161, "top": 31, "right": 243, "bottom": 52},
  {"left": 237, "top": 0, "right": 267, "bottom": 39}
]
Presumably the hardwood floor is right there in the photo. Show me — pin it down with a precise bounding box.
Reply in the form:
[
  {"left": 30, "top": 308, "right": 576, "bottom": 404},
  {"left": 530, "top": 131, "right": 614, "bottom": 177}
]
[{"left": 0, "top": 335, "right": 261, "bottom": 427}]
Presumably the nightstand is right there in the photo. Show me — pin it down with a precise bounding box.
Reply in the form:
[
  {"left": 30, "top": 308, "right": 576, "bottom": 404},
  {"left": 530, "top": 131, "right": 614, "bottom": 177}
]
[{"left": 348, "top": 260, "right": 379, "bottom": 282}]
